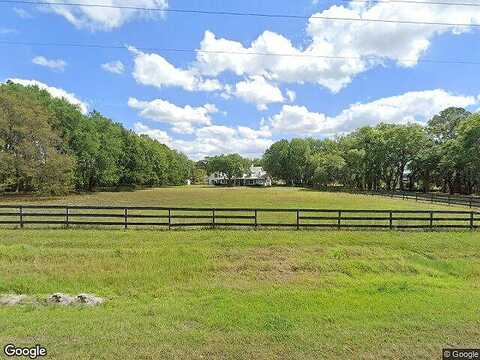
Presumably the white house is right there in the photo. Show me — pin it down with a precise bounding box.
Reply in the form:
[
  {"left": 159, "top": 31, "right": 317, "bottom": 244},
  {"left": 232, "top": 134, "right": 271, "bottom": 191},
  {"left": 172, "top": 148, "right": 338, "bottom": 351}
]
[{"left": 207, "top": 166, "right": 272, "bottom": 187}]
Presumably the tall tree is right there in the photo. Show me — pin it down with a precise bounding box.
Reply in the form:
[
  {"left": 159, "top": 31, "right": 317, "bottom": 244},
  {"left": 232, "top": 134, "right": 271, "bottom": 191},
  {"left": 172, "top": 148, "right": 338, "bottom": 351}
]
[{"left": 0, "top": 84, "right": 74, "bottom": 194}]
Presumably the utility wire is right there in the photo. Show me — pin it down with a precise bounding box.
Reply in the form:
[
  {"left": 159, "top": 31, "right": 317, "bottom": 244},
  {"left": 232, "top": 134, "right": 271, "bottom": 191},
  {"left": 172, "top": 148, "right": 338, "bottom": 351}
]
[
  {"left": 2, "top": 40, "right": 480, "bottom": 65},
  {"left": 2, "top": 0, "right": 480, "bottom": 27}
]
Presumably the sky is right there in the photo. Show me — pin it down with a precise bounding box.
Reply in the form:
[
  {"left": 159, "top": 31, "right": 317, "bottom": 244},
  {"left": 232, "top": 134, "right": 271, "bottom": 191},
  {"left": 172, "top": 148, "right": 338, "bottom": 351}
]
[{"left": 1, "top": 0, "right": 480, "bottom": 159}]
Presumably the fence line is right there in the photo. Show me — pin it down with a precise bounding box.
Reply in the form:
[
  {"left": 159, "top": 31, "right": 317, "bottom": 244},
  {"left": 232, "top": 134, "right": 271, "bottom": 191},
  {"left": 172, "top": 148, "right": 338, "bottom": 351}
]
[
  {"left": 336, "top": 189, "right": 480, "bottom": 208},
  {"left": 0, "top": 205, "right": 478, "bottom": 231}
]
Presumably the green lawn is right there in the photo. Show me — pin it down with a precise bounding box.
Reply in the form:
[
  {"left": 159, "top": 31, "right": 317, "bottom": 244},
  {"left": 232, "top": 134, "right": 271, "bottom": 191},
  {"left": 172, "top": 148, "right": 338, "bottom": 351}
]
[
  {"left": 0, "top": 188, "right": 478, "bottom": 358},
  {"left": 0, "top": 229, "right": 479, "bottom": 359},
  {"left": 0, "top": 185, "right": 469, "bottom": 210},
  {"left": 0, "top": 186, "right": 474, "bottom": 228}
]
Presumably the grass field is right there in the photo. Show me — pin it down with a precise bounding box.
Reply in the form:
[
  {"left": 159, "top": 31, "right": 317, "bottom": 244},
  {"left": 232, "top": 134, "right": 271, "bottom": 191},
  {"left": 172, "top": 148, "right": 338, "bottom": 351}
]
[
  {"left": 1, "top": 186, "right": 476, "bottom": 229},
  {"left": 0, "top": 188, "right": 478, "bottom": 359},
  {"left": 0, "top": 185, "right": 470, "bottom": 210},
  {"left": 1, "top": 229, "right": 479, "bottom": 359}
]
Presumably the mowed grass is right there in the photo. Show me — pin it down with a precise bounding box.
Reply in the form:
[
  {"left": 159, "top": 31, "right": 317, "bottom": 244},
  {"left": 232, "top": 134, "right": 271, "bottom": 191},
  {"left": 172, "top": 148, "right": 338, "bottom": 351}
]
[
  {"left": 0, "top": 185, "right": 469, "bottom": 210},
  {"left": 1, "top": 186, "right": 476, "bottom": 229},
  {"left": 0, "top": 229, "right": 479, "bottom": 359}
]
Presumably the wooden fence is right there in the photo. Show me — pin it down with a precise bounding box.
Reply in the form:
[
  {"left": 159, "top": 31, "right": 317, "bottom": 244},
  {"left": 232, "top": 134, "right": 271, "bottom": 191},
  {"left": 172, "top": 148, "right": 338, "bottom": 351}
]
[
  {"left": 0, "top": 205, "right": 478, "bottom": 230},
  {"left": 336, "top": 189, "right": 480, "bottom": 208}
]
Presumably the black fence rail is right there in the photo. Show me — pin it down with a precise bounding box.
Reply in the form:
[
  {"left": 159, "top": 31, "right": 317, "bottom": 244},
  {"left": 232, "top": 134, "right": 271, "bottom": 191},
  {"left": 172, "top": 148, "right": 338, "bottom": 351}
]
[
  {"left": 0, "top": 205, "right": 478, "bottom": 230},
  {"left": 338, "top": 189, "right": 480, "bottom": 208}
]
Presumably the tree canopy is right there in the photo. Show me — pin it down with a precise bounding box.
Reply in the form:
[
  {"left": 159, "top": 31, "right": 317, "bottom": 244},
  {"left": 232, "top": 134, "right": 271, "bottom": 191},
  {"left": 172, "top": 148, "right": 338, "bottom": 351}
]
[
  {"left": 262, "top": 108, "right": 480, "bottom": 194},
  {"left": 0, "top": 81, "right": 192, "bottom": 194},
  {"left": 2, "top": 81, "right": 479, "bottom": 196}
]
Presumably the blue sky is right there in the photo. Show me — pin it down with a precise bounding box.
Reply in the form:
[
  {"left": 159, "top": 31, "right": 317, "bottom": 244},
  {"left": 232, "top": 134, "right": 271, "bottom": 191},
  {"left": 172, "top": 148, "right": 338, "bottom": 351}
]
[{"left": 1, "top": 0, "right": 480, "bottom": 159}]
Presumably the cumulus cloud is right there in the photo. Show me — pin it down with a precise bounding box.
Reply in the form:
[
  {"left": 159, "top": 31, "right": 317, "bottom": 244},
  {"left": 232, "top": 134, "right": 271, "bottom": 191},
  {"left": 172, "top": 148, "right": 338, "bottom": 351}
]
[
  {"left": 269, "top": 89, "right": 478, "bottom": 135},
  {"left": 128, "top": 97, "right": 218, "bottom": 134},
  {"left": 134, "top": 123, "right": 273, "bottom": 159},
  {"left": 132, "top": 89, "right": 476, "bottom": 158},
  {"left": 130, "top": 47, "right": 222, "bottom": 92},
  {"left": 194, "top": 3, "right": 480, "bottom": 92},
  {"left": 229, "top": 76, "right": 285, "bottom": 111},
  {"left": 32, "top": 56, "right": 67, "bottom": 71},
  {"left": 101, "top": 60, "right": 125, "bottom": 74},
  {"left": 134, "top": 122, "right": 172, "bottom": 145},
  {"left": 286, "top": 90, "right": 296, "bottom": 103},
  {"left": 43, "top": 0, "right": 168, "bottom": 31}
]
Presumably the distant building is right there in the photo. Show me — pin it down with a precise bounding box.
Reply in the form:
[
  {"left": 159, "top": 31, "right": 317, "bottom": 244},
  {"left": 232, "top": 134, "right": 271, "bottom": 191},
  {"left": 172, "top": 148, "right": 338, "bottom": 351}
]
[{"left": 207, "top": 166, "right": 272, "bottom": 187}]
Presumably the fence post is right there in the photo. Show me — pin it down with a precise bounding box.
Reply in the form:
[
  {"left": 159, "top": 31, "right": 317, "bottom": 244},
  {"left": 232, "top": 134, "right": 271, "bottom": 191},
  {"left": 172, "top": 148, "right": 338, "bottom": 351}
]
[
  {"left": 296, "top": 209, "right": 300, "bottom": 230},
  {"left": 448, "top": 194, "right": 451, "bottom": 206},
  {"left": 124, "top": 208, "right": 128, "bottom": 229},
  {"left": 469, "top": 198, "right": 472, "bottom": 208},
  {"left": 337, "top": 211, "right": 341, "bottom": 230},
  {"left": 389, "top": 211, "right": 393, "bottom": 230},
  {"left": 168, "top": 209, "right": 171, "bottom": 230},
  {"left": 65, "top": 206, "right": 69, "bottom": 228},
  {"left": 212, "top": 209, "right": 216, "bottom": 229},
  {"left": 254, "top": 209, "right": 258, "bottom": 229},
  {"left": 431, "top": 193, "right": 434, "bottom": 203},
  {"left": 415, "top": 193, "right": 418, "bottom": 202},
  {"left": 470, "top": 211, "right": 475, "bottom": 230},
  {"left": 430, "top": 211, "right": 434, "bottom": 229},
  {"left": 19, "top": 206, "right": 23, "bottom": 229}
]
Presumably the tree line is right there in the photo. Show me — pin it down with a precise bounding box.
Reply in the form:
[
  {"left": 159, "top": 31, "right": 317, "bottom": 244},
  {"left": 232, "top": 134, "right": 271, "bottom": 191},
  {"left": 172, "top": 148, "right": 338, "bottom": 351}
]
[
  {"left": 0, "top": 81, "right": 192, "bottom": 195},
  {"left": 2, "top": 81, "right": 479, "bottom": 196},
  {"left": 262, "top": 107, "right": 480, "bottom": 194}
]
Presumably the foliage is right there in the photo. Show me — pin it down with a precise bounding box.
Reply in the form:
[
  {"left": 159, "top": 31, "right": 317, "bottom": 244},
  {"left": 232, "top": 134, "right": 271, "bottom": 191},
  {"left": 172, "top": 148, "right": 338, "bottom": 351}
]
[
  {"left": 0, "top": 82, "right": 192, "bottom": 194},
  {"left": 205, "top": 153, "right": 250, "bottom": 184},
  {"left": 262, "top": 108, "right": 480, "bottom": 194},
  {"left": 0, "top": 83, "right": 74, "bottom": 194}
]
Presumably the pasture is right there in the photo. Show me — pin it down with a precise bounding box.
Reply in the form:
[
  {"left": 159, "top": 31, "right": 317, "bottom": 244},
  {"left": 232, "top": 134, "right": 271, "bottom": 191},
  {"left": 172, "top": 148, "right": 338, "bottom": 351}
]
[
  {"left": 0, "top": 185, "right": 471, "bottom": 210},
  {"left": 0, "top": 187, "right": 479, "bottom": 359},
  {"left": 1, "top": 230, "right": 479, "bottom": 359}
]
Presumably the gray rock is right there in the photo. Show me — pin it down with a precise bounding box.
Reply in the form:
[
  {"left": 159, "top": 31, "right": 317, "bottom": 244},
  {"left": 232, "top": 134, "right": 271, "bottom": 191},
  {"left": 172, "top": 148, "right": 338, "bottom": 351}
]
[
  {"left": 1, "top": 293, "right": 105, "bottom": 306},
  {"left": 75, "top": 293, "right": 104, "bottom": 306},
  {"left": 47, "top": 293, "right": 75, "bottom": 305}
]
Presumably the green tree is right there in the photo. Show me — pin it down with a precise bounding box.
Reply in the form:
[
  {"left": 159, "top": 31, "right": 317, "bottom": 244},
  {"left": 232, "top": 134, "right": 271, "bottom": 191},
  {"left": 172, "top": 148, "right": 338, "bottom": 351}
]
[
  {"left": 0, "top": 83, "right": 74, "bottom": 194},
  {"left": 311, "top": 153, "right": 346, "bottom": 188},
  {"left": 207, "top": 154, "right": 248, "bottom": 185}
]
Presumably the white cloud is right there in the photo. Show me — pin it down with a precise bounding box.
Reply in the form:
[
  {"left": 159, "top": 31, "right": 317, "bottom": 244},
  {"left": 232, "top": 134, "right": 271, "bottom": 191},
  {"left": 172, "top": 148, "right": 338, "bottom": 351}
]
[
  {"left": 128, "top": 97, "right": 218, "bottom": 134},
  {"left": 286, "top": 90, "right": 296, "bottom": 103},
  {"left": 32, "top": 56, "right": 67, "bottom": 71},
  {"left": 230, "top": 76, "right": 284, "bottom": 111},
  {"left": 101, "top": 60, "right": 125, "bottom": 74},
  {"left": 134, "top": 122, "right": 172, "bottom": 145},
  {"left": 269, "top": 89, "right": 478, "bottom": 135},
  {"left": 43, "top": 0, "right": 168, "bottom": 31},
  {"left": 134, "top": 123, "right": 273, "bottom": 160},
  {"left": 7, "top": 78, "right": 88, "bottom": 114},
  {"left": 195, "top": 3, "right": 480, "bottom": 92},
  {"left": 130, "top": 47, "right": 222, "bottom": 92}
]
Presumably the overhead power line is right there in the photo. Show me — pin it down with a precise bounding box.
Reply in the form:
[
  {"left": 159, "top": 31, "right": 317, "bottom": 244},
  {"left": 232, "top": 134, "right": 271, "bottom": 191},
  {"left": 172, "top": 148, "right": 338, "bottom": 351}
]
[
  {"left": 3, "top": 0, "right": 480, "bottom": 27},
  {"left": 2, "top": 39, "right": 480, "bottom": 66}
]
